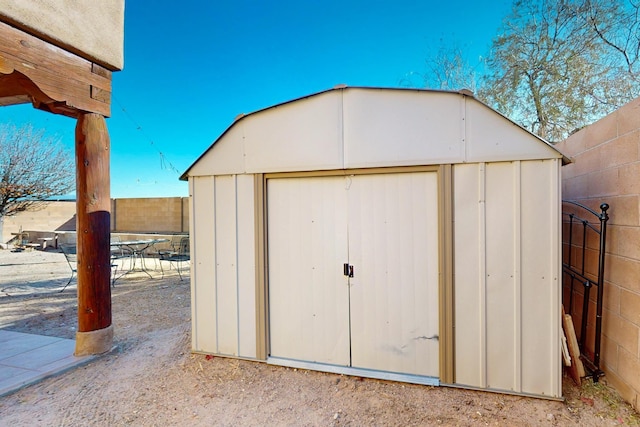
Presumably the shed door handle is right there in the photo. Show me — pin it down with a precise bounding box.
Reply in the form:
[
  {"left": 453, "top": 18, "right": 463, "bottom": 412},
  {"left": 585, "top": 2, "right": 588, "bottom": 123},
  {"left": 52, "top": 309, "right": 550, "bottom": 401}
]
[{"left": 343, "top": 263, "right": 354, "bottom": 278}]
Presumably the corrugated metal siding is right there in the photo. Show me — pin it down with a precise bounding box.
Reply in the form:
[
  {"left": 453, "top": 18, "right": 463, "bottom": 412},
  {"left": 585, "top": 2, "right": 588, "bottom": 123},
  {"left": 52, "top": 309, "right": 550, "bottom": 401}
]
[
  {"left": 190, "top": 175, "right": 258, "bottom": 359},
  {"left": 214, "top": 176, "right": 239, "bottom": 355},
  {"left": 520, "top": 160, "right": 561, "bottom": 394},
  {"left": 453, "top": 160, "right": 561, "bottom": 398},
  {"left": 237, "top": 176, "right": 258, "bottom": 358},
  {"left": 191, "top": 176, "right": 217, "bottom": 353}
]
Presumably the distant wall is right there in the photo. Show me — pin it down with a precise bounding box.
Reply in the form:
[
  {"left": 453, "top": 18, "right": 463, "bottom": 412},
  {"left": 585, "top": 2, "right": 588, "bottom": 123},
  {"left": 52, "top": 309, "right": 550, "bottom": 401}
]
[
  {"left": 556, "top": 97, "right": 640, "bottom": 411},
  {"left": 111, "top": 197, "right": 189, "bottom": 234},
  {"left": 2, "top": 197, "right": 189, "bottom": 244},
  {"left": 2, "top": 200, "right": 76, "bottom": 243}
]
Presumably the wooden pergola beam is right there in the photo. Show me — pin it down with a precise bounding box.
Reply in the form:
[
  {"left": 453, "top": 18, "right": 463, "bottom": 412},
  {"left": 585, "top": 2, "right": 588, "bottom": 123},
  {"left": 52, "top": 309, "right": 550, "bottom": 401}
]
[{"left": 0, "top": 20, "right": 111, "bottom": 117}]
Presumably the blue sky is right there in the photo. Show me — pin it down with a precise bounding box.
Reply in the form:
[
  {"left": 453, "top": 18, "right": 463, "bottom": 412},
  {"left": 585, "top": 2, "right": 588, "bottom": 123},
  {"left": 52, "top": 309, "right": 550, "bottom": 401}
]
[{"left": 0, "top": 0, "right": 512, "bottom": 198}]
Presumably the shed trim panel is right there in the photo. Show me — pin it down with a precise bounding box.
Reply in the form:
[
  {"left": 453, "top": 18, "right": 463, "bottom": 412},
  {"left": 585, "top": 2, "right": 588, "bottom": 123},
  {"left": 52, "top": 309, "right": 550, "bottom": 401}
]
[
  {"left": 452, "top": 159, "right": 562, "bottom": 398},
  {"left": 244, "top": 91, "right": 344, "bottom": 174},
  {"left": 190, "top": 174, "right": 259, "bottom": 359},
  {"left": 191, "top": 176, "right": 217, "bottom": 353},
  {"left": 342, "top": 89, "right": 464, "bottom": 168},
  {"left": 465, "top": 99, "right": 562, "bottom": 163}
]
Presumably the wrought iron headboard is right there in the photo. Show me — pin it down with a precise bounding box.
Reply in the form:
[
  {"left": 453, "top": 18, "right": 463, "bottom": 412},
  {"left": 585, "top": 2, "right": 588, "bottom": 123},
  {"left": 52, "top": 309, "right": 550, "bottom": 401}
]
[{"left": 562, "top": 201, "right": 609, "bottom": 382}]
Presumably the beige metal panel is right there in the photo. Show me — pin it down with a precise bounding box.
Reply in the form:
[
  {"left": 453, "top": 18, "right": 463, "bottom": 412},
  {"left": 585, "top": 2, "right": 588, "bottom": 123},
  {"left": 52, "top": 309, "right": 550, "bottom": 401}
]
[
  {"left": 453, "top": 163, "right": 485, "bottom": 387},
  {"left": 343, "top": 89, "right": 464, "bottom": 168},
  {"left": 214, "top": 175, "right": 240, "bottom": 356},
  {"left": 465, "top": 98, "right": 562, "bottom": 162},
  {"left": 244, "top": 91, "right": 344, "bottom": 173},
  {"left": 236, "top": 175, "right": 257, "bottom": 359},
  {"left": 188, "top": 125, "right": 246, "bottom": 176},
  {"left": 453, "top": 160, "right": 562, "bottom": 398},
  {"left": 182, "top": 88, "right": 569, "bottom": 180},
  {"left": 348, "top": 172, "right": 440, "bottom": 376},
  {"left": 0, "top": 0, "right": 124, "bottom": 70},
  {"left": 267, "top": 176, "right": 350, "bottom": 365},
  {"left": 484, "top": 162, "right": 518, "bottom": 391},
  {"left": 520, "top": 160, "right": 562, "bottom": 397},
  {"left": 191, "top": 177, "right": 218, "bottom": 353}
]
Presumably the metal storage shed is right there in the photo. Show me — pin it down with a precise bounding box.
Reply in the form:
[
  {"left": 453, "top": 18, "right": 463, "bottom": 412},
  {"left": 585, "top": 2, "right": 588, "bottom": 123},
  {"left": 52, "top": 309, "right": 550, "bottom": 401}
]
[{"left": 181, "top": 86, "right": 566, "bottom": 399}]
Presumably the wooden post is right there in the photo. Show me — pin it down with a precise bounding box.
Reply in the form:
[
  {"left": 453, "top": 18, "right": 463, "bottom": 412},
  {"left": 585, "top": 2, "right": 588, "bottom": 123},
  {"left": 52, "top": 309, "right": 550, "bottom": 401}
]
[{"left": 74, "top": 113, "right": 113, "bottom": 355}]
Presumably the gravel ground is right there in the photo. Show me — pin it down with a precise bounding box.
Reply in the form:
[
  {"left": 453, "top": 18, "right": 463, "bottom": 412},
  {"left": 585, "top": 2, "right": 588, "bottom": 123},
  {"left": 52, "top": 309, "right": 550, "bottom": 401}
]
[{"left": 0, "top": 248, "right": 638, "bottom": 426}]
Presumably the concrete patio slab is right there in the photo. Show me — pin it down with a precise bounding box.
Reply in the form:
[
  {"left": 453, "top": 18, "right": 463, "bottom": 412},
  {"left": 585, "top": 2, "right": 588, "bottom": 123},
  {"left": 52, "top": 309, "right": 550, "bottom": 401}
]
[{"left": 0, "top": 330, "right": 94, "bottom": 397}]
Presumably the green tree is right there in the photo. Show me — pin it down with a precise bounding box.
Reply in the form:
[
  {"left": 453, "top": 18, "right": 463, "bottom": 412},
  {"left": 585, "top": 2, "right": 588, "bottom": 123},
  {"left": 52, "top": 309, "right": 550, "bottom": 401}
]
[
  {"left": 419, "top": 0, "right": 640, "bottom": 143},
  {"left": 0, "top": 124, "right": 75, "bottom": 244}
]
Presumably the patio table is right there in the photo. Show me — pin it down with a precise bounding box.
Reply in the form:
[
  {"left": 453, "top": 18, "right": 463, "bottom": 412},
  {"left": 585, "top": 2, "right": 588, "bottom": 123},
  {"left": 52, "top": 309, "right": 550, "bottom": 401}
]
[{"left": 111, "top": 238, "right": 169, "bottom": 280}]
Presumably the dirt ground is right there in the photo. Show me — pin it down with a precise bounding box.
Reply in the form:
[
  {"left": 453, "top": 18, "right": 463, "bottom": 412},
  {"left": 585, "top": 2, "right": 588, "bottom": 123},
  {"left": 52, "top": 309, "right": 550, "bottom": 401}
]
[{"left": 0, "top": 249, "right": 638, "bottom": 426}]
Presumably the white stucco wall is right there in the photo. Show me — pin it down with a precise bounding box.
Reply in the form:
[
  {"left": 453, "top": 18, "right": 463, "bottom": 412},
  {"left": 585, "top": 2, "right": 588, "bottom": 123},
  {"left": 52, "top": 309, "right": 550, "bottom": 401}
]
[{"left": 0, "top": 0, "right": 124, "bottom": 70}]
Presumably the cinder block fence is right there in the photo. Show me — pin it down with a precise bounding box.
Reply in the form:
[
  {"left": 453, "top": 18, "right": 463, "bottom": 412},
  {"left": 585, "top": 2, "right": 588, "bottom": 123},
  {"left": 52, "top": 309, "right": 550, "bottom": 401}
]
[
  {"left": 2, "top": 197, "right": 189, "bottom": 246},
  {"left": 556, "top": 96, "right": 640, "bottom": 412}
]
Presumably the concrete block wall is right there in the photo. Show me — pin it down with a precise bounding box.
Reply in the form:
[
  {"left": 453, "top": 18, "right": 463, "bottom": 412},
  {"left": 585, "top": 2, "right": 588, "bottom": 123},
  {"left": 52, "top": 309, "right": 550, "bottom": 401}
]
[
  {"left": 111, "top": 197, "right": 189, "bottom": 234},
  {"left": 556, "top": 97, "right": 640, "bottom": 411},
  {"left": 2, "top": 197, "right": 189, "bottom": 244},
  {"left": 2, "top": 200, "right": 76, "bottom": 244}
]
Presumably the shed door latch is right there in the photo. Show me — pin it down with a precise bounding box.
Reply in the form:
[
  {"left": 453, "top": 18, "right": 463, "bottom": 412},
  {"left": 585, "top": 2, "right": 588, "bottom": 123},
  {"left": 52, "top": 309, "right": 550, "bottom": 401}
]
[{"left": 343, "top": 263, "right": 354, "bottom": 278}]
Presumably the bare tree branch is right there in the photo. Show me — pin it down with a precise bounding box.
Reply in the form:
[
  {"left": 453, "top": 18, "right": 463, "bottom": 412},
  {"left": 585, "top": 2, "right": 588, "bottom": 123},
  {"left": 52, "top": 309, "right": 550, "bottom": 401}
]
[
  {"left": 0, "top": 124, "right": 75, "bottom": 224},
  {"left": 480, "top": 0, "right": 640, "bottom": 142}
]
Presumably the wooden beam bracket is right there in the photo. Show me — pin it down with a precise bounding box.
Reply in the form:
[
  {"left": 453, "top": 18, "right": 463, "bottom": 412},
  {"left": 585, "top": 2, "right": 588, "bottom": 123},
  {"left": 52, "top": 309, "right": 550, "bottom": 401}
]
[{"left": 0, "top": 20, "right": 111, "bottom": 117}]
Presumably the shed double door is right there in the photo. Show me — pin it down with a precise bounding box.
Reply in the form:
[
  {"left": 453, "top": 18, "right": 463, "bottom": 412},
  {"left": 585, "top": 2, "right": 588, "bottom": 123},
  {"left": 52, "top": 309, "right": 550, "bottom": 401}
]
[{"left": 267, "top": 172, "right": 439, "bottom": 378}]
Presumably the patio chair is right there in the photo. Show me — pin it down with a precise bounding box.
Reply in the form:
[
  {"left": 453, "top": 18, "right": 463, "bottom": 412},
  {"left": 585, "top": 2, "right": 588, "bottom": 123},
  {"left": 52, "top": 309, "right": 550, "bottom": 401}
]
[
  {"left": 59, "top": 243, "right": 77, "bottom": 292},
  {"left": 60, "top": 243, "right": 120, "bottom": 291},
  {"left": 149, "top": 234, "right": 181, "bottom": 270},
  {"left": 143, "top": 235, "right": 178, "bottom": 272},
  {"left": 110, "top": 235, "right": 132, "bottom": 282},
  {"left": 155, "top": 235, "right": 183, "bottom": 257},
  {"left": 159, "top": 236, "right": 190, "bottom": 280}
]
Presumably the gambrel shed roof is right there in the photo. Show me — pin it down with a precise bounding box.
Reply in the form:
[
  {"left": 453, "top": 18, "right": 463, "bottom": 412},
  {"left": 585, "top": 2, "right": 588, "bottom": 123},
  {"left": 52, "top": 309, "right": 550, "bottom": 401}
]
[{"left": 182, "top": 86, "right": 566, "bottom": 179}]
